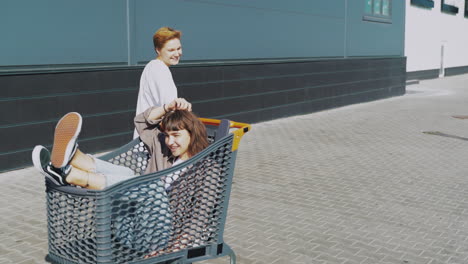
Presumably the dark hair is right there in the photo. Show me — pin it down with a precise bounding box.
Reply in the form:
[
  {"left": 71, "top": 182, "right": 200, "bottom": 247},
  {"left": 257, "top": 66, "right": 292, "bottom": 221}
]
[
  {"left": 153, "top": 27, "right": 182, "bottom": 50},
  {"left": 160, "top": 110, "right": 209, "bottom": 158}
]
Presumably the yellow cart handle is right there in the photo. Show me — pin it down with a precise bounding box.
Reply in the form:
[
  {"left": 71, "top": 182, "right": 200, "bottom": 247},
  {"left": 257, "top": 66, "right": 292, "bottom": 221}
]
[{"left": 199, "top": 118, "right": 251, "bottom": 151}]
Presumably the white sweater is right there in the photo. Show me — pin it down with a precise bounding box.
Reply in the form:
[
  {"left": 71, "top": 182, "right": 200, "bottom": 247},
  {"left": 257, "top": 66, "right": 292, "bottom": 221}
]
[{"left": 134, "top": 59, "right": 178, "bottom": 138}]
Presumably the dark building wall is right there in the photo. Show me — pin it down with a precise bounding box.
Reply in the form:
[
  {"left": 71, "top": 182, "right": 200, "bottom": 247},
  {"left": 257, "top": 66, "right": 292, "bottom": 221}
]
[
  {"left": 0, "top": 57, "right": 406, "bottom": 172},
  {"left": 406, "top": 69, "right": 440, "bottom": 81},
  {"left": 444, "top": 66, "right": 468, "bottom": 77},
  {"left": 1, "top": 68, "right": 141, "bottom": 172},
  {"left": 407, "top": 65, "right": 468, "bottom": 81}
]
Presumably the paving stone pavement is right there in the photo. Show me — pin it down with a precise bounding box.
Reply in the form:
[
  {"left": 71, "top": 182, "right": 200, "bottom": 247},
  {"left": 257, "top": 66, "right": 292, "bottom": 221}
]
[{"left": 2, "top": 74, "right": 468, "bottom": 264}]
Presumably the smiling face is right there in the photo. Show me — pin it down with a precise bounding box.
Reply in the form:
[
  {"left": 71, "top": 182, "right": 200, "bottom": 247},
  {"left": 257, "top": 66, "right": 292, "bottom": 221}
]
[
  {"left": 161, "top": 110, "right": 209, "bottom": 161},
  {"left": 165, "top": 129, "right": 191, "bottom": 161},
  {"left": 157, "top": 38, "right": 182, "bottom": 66}
]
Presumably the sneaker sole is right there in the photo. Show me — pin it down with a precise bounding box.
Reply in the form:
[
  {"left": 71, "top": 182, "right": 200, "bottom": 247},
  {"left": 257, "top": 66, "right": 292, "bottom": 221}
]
[
  {"left": 32, "top": 145, "right": 50, "bottom": 177},
  {"left": 51, "top": 112, "right": 82, "bottom": 168}
]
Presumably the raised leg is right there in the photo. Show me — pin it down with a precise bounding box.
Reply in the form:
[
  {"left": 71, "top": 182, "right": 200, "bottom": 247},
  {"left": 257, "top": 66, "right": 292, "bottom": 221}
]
[{"left": 66, "top": 166, "right": 106, "bottom": 190}]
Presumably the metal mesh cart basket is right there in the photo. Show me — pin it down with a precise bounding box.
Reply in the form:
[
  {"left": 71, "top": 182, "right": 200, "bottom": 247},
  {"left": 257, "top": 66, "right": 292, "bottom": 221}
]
[{"left": 44, "top": 118, "right": 250, "bottom": 264}]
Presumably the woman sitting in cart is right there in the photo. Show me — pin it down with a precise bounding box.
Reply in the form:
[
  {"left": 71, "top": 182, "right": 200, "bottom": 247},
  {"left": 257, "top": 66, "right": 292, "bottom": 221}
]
[{"left": 32, "top": 98, "right": 209, "bottom": 190}]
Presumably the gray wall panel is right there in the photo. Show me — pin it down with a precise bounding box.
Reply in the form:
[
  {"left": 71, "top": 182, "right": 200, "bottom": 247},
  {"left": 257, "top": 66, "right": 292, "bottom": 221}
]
[
  {"left": 0, "top": 0, "right": 406, "bottom": 70},
  {"left": 134, "top": 0, "right": 346, "bottom": 62},
  {"left": 346, "top": 1, "right": 405, "bottom": 57},
  {"left": 1, "top": 0, "right": 128, "bottom": 67}
]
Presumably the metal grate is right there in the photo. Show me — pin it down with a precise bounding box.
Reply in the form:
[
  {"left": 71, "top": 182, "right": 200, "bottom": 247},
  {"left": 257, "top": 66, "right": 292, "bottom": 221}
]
[
  {"left": 107, "top": 141, "right": 151, "bottom": 176},
  {"left": 47, "top": 191, "right": 98, "bottom": 263}
]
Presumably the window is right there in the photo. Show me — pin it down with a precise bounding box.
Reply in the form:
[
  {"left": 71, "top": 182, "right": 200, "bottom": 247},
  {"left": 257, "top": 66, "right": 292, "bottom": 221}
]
[
  {"left": 465, "top": 0, "right": 468, "bottom": 17},
  {"left": 364, "top": 0, "right": 392, "bottom": 23},
  {"left": 410, "top": 0, "right": 435, "bottom": 8},
  {"left": 441, "top": 0, "right": 459, "bottom": 14},
  {"left": 382, "top": 0, "right": 391, "bottom": 15}
]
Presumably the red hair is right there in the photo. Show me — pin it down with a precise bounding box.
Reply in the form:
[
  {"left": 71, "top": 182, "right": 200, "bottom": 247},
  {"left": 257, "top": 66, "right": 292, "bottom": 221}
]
[{"left": 153, "top": 27, "right": 182, "bottom": 51}]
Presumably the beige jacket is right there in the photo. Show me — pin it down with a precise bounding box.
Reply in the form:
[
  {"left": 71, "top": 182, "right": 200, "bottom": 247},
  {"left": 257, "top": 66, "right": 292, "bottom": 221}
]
[{"left": 134, "top": 106, "right": 174, "bottom": 174}]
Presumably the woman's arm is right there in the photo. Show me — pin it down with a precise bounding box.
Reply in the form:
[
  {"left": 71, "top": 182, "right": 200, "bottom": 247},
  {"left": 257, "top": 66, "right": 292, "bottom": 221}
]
[
  {"left": 147, "top": 98, "right": 192, "bottom": 121},
  {"left": 134, "top": 98, "right": 193, "bottom": 146}
]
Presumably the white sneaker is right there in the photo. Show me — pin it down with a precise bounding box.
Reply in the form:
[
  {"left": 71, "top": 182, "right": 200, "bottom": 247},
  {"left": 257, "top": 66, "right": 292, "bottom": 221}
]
[
  {"left": 32, "top": 145, "right": 70, "bottom": 186},
  {"left": 32, "top": 145, "right": 50, "bottom": 177}
]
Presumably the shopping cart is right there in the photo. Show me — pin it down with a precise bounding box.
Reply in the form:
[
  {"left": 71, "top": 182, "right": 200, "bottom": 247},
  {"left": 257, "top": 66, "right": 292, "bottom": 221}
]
[{"left": 44, "top": 118, "right": 250, "bottom": 264}]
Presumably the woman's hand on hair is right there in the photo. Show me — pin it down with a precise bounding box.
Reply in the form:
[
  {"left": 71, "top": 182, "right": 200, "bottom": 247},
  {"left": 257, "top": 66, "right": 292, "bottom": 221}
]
[
  {"left": 167, "top": 98, "right": 192, "bottom": 112},
  {"left": 147, "top": 98, "right": 192, "bottom": 121}
]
